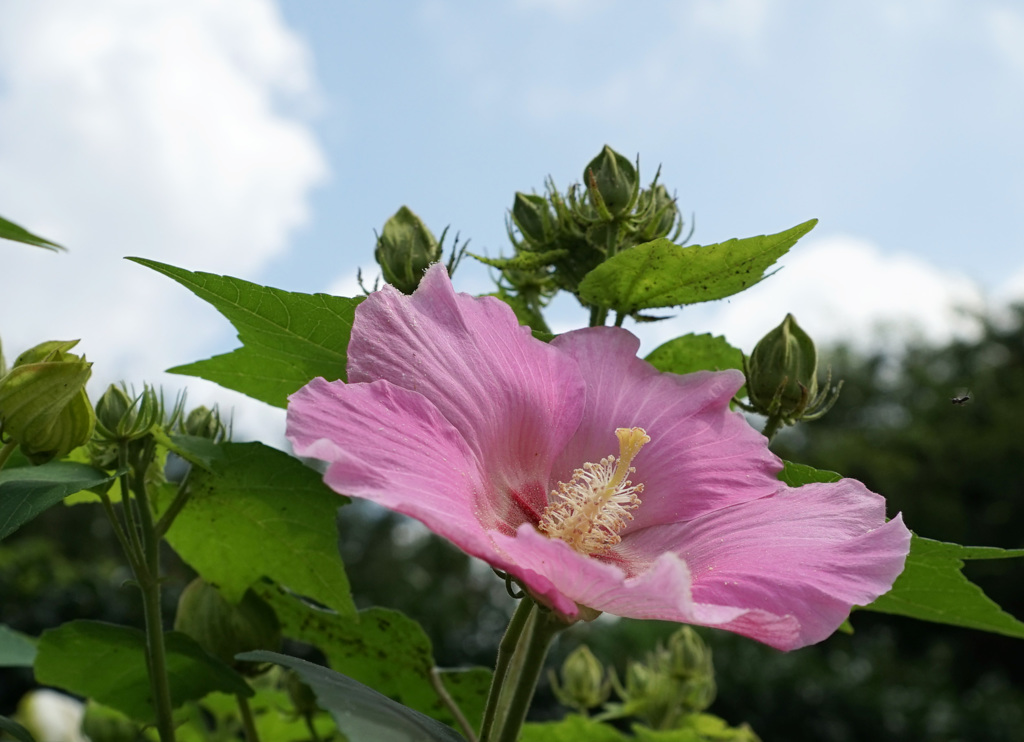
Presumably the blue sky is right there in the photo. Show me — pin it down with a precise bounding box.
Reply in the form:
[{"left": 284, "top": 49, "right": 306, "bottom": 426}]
[{"left": 1, "top": 0, "right": 1022, "bottom": 438}]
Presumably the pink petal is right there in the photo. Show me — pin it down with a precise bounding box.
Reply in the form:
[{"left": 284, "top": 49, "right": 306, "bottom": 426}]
[
  {"left": 492, "top": 526, "right": 803, "bottom": 649},
  {"left": 346, "top": 265, "right": 585, "bottom": 520},
  {"left": 551, "top": 327, "right": 782, "bottom": 528},
  {"left": 620, "top": 478, "right": 912, "bottom": 649},
  {"left": 287, "top": 377, "right": 517, "bottom": 567}
]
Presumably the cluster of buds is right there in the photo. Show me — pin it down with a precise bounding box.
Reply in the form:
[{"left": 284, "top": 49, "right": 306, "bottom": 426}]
[
  {"left": 0, "top": 338, "right": 95, "bottom": 465},
  {"left": 740, "top": 314, "right": 843, "bottom": 438},
  {"left": 607, "top": 626, "right": 717, "bottom": 730},
  {"left": 369, "top": 206, "right": 467, "bottom": 295},
  {"left": 550, "top": 627, "right": 736, "bottom": 734},
  {"left": 480, "top": 145, "right": 687, "bottom": 324},
  {"left": 89, "top": 384, "right": 225, "bottom": 470}
]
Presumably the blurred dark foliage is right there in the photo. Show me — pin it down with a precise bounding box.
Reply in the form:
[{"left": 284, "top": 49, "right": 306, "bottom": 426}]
[
  {"left": 3, "top": 305, "right": 1024, "bottom": 739},
  {"left": 0, "top": 507, "right": 189, "bottom": 714}
]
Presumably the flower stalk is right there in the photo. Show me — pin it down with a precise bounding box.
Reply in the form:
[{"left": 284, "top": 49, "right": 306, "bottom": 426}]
[
  {"left": 480, "top": 598, "right": 567, "bottom": 742},
  {"left": 96, "top": 431, "right": 177, "bottom": 742},
  {"left": 479, "top": 598, "right": 533, "bottom": 741},
  {"left": 122, "top": 438, "right": 177, "bottom": 742}
]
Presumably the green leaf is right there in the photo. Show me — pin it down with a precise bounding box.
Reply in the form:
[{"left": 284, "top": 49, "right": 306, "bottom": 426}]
[
  {"left": 34, "top": 620, "right": 252, "bottom": 724},
  {"left": 577, "top": 220, "right": 817, "bottom": 313},
  {"left": 629, "top": 714, "right": 760, "bottom": 741},
  {"left": 0, "top": 214, "right": 63, "bottom": 251},
  {"left": 863, "top": 535, "right": 1024, "bottom": 638},
  {"left": 645, "top": 333, "right": 744, "bottom": 376},
  {"left": 0, "top": 461, "right": 117, "bottom": 541},
  {"left": 0, "top": 715, "right": 36, "bottom": 742},
  {"left": 777, "top": 460, "right": 842, "bottom": 487},
  {"left": 127, "top": 258, "right": 363, "bottom": 408},
  {"left": 153, "top": 431, "right": 225, "bottom": 472},
  {"left": 0, "top": 624, "right": 36, "bottom": 667},
  {"left": 164, "top": 442, "right": 355, "bottom": 616},
  {"left": 521, "top": 714, "right": 627, "bottom": 742},
  {"left": 239, "top": 650, "right": 466, "bottom": 742},
  {"left": 257, "top": 583, "right": 490, "bottom": 730}
]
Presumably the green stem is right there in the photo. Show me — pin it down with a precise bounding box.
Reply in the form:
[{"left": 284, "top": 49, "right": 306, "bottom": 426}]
[
  {"left": 0, "top": 440, "right": 17, "bottom": 471},
  {"left": 125, "top": 440, "right": 176, "bottom": 742},
  {"left": 97, "top": 489, "right": 144, "bottom": 577},
  {"left": 237, "top": 693, "right": 260, "bottom": 742},
  {"left": 118, "top": 444, "right": 146, "bottom": 563},
  {"left": 479, "top": 599, "right": 534, "bottom": 741},
  {"left": 489, "top": 604, "right": 565, "bottom": 742},
  {"left": 430, "top": 667, "right": 477, "bottom": 742},
  {"left": 139, "top": 572, "right": 176, "bottom": 742},
  {"left": 155, "top": 471, "right": 192, "bottom": 539},
  {"left": 762, "top": 413, "right": 785, "bottom": 442}
]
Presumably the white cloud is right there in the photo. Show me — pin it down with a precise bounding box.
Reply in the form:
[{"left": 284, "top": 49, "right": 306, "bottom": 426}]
[
  {"left": 630, "top": 235, "right": 989, "bottom": 356},
  {"left": 986, "top": 6, "right": 1024, "bottom": 76},
  {"left": 688, "top": 0, "right": 773, "bottom": 44},
  {"left": 0, "top": 0, "right": 326, "bottom": 438}
]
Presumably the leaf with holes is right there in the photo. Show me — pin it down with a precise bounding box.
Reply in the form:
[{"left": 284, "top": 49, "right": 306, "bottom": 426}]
[
  {"left": 578, "top": 220, "right": 816, "bottom": 313},
  {"left": 257, "top": 583, "right": 489, "bottom": 730}
]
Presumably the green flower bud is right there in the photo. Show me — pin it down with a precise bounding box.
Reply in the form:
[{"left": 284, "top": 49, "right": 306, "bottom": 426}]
[
  {"left": 94, "top": 383, "right": 160, "bottom": 444},
  {"left": 663, "top": 627, "right": 716, "bottom": 714},
  {"left": 184, "top": 405, "right": 226, "bottom": 441},
  {"left": 511, "top": 192, "right": 555, "bottom": 245},
  {"left": 616, "top": 660, "right": 679, "bottom": 728},
  {"left": 637, "top": 183, "right": 680, "bottom": 241},
  {"left": 174, "top": 577, "right": 281, "bottom": 676},
  {"left": 665, "top": 626, "right": 713, "bottom": 682},
  {"left": 583, "top": 145, "right": 638, "bottom": 218},
  {"left": 0, "top": 340, "right": 95, "bottom": 464},
  {"left": 745, "top": 314, "right": 818, "bottom": 418},
  {"left": 550, "top": 645, "right": 610, "bottom": 713},
  {"left": 374, "top": 206, "right": 443, "bottom": 294}
]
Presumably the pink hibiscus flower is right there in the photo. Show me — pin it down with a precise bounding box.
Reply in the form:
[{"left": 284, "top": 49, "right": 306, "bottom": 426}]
[{"left": 286, "top": 265, "right": 911, "bottom": 651}]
